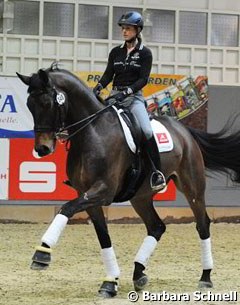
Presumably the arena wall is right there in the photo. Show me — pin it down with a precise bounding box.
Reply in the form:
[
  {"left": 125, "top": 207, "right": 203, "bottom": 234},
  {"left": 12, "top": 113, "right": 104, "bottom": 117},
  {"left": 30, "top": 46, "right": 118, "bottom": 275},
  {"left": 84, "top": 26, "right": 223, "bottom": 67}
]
[{"left": 0, "top": 0, "right": 240, "bottom": 222}]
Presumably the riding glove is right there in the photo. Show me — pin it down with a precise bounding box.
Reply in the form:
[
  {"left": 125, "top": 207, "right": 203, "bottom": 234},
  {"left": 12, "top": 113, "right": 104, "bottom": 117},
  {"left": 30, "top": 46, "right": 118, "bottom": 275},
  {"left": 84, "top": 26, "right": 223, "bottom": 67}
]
[
  {"left": 93, "top": 83, "right": 103, "bottom": 97},
  {"left": 113, "top": 87, "right": 133, "bottom": 102}
]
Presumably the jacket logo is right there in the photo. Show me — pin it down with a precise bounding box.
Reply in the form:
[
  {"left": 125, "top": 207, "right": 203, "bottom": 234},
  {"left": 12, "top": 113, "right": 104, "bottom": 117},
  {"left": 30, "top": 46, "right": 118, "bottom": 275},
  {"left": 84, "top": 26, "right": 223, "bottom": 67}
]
[{"left": 131, "top": 52, "right": 140, "bottom": 60}]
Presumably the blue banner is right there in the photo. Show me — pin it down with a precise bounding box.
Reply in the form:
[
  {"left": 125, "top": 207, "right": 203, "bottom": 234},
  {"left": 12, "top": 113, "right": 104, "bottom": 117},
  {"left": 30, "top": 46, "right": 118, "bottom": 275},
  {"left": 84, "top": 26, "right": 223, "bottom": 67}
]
[{"left": 0, "top": 77, "right": 34, "bottom": 138}]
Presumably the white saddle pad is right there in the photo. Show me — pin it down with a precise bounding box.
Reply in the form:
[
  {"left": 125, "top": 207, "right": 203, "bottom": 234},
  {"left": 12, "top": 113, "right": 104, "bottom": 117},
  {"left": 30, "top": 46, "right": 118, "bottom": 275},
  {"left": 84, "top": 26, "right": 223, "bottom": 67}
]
[
  {"left": 151, "top": 119, "right": 174, "bottom": 152},
  {"left": 112, "top": 106, "right": 173, "bottom": 153},
  {"left": 112, "top": 106, "right": 136, "bottom": 153}
]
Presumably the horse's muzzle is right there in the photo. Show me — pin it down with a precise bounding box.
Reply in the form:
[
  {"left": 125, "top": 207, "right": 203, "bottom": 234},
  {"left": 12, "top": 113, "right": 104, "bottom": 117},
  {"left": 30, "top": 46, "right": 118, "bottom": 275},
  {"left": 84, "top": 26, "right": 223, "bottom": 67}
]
[
  {"left": 35, "top": 144, "right": 54, "bottom": 157},
  {"left": 35, "top": 132, "right": 56, "bottom": 156}
]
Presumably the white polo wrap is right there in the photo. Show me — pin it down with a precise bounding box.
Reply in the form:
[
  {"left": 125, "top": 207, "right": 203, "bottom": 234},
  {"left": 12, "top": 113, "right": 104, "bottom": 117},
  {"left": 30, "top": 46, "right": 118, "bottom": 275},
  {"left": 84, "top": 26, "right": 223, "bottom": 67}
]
[
  {"left": 200, "top": 238, "right": 213, "bottom": 270},
  {"left": 41, "top": 214, "right": 68, "bottom": 247},
  {"left": 101, "top": 247, "right": 120, "bottom": 279},
  {"left": 134, "top": 236, "right": 158, "bottom": 267}
]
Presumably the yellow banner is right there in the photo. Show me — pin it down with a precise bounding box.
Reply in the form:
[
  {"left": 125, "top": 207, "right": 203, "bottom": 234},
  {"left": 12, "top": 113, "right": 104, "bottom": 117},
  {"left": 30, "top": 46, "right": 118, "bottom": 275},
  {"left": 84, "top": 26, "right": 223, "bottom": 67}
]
[{"left": 74, "top": 72, "right": 208, "bottom": 121}]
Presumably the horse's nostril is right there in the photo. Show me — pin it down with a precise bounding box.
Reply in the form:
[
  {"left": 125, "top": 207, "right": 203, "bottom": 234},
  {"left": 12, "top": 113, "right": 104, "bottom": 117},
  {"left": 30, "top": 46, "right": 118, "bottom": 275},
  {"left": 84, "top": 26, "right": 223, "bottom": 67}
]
[{"left": 36, "top": 145, "right": 51, "bottom": 157}]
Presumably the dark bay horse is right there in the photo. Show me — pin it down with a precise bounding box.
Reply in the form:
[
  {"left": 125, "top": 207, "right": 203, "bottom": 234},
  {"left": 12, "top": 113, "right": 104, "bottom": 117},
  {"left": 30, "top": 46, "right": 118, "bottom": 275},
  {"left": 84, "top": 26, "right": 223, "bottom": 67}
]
[{"left": 17, "top": 65, "right": 240, "bottom": 297}]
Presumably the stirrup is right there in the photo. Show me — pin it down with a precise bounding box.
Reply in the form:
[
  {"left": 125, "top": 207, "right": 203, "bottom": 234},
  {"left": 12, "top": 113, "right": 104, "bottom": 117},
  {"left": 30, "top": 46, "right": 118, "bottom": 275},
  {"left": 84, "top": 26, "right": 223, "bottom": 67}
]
[{"left": 150, "top": 170, "right": 166, "bottom": 191}]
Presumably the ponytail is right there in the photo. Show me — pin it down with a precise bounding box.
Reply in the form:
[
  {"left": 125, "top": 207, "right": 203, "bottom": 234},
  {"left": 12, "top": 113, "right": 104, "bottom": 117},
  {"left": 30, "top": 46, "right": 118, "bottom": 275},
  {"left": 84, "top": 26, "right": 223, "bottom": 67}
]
[{"left": 137, "top": 31, "right": 142, "bottom": 44}]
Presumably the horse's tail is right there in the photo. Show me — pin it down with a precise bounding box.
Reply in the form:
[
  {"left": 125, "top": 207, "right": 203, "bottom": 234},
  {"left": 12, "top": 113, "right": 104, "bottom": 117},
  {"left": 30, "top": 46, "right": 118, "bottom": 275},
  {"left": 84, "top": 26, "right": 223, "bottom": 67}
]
[{"left": 187, "top": 119, "right": 240, "bottom": 183}]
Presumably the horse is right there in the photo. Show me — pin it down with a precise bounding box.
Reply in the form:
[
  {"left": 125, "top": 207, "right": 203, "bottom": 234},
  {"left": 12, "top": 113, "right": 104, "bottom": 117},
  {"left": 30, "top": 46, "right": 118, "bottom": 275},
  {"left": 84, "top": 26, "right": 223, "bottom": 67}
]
[{"left": 17, "top": 64, "right": 240, "bottom": 298}]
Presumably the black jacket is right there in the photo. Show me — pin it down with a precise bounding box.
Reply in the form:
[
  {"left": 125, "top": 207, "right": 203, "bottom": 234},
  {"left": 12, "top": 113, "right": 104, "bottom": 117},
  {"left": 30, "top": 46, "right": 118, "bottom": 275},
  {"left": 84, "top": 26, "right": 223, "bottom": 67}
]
[{"left": 99, "top": 40, "right": 152, "bottom": 93}]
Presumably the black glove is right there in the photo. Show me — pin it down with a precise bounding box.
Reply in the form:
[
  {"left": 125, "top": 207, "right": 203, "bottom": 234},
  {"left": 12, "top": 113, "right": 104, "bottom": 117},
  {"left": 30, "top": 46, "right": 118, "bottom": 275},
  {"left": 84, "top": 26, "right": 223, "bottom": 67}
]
[
  {"left": 112, "top": 87, "right": 133, "bottom": 103},
  {"left": 113, "top": 91, "right": 128, "bottom": 102},
  {"left": 93, "top": 83, "right": 103, "bottom": 97}
]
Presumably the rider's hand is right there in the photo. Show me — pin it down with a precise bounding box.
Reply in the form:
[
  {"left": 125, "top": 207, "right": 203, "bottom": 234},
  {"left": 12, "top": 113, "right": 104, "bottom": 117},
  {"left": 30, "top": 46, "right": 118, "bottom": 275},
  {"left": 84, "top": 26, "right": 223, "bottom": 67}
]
[
  {"left": 93, "top": 83, "right": 103, "bottom": 97},
  {"left": 113, "top": 91, "right": 127, "bottom": 102},
  {"left": 113, "top": 88, "right": 133, "bottom": 102}
]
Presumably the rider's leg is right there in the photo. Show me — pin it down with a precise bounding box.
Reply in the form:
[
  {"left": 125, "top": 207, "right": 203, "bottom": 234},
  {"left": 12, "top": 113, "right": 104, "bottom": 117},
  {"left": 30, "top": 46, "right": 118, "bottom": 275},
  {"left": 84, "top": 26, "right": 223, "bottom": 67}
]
[
  {"left": 144, "top": 136, "right": 166, "bottom": 191},
  {"left": 129, "top": 97, "right": 166, "bottom": 191}
]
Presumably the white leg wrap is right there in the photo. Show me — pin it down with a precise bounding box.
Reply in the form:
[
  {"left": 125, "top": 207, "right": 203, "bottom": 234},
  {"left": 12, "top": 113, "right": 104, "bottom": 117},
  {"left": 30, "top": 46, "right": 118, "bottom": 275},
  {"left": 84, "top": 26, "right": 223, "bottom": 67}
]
[
  {"left": 134, "top": 236, "right": 158, "bottom": 267},
  {"left": 41, "top": 214, "right": 68, "bottom": 248},
  {"left": 200, "top": 238, "right": 213, "bottom": 270},
  {"left": 101, "top": 247, "right": 120, "bottom": 279}
]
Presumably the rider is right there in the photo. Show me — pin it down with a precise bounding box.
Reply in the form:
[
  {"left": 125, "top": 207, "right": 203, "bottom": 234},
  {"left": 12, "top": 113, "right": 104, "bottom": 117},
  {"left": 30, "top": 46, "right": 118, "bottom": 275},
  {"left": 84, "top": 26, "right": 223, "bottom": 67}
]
[{"left": 93, "top": 11, "right": 166, "bottom": 191}]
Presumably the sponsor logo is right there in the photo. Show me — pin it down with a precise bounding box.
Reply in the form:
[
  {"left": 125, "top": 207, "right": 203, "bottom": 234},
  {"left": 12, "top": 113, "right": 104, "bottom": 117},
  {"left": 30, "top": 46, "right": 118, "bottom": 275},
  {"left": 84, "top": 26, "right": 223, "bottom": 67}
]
[
  {"left": 156, "top": 133, "right": 169, "bottom": 143},
  {"left": 19, "top": 162, "right": 56, "bottom": 193},
  {"left": 0, "top": 94, "right": 17, "bottom": 113}
]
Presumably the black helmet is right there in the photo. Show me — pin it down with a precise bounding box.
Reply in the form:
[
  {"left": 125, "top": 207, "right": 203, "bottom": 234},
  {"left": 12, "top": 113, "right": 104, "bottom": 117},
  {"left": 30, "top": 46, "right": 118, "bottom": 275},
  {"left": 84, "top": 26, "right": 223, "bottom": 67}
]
[{"left": 118, "top": 11, "right": 144, "bottom": 31}]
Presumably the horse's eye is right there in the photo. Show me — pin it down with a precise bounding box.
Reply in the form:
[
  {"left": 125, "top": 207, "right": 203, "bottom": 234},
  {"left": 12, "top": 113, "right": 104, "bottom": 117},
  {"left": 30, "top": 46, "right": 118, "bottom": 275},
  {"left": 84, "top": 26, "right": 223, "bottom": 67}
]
[{"left": 34, "top": 94, "right": 53, "bottom": 108}]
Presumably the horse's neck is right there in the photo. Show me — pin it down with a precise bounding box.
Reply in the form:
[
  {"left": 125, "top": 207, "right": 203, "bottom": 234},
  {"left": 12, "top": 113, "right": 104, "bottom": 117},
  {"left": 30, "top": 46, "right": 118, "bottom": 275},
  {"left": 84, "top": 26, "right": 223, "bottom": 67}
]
[{"left": 53, "top": 72, "right": 103, "bottom": 120}]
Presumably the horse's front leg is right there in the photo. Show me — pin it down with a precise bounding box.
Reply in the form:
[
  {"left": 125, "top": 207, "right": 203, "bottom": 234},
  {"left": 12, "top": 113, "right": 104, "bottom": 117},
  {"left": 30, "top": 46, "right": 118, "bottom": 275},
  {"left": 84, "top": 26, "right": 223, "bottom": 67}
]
[
  {"left": 31, "top": 181, "right": 114, "bottom": 268},
  {"left": 86, "top": 206, "right": 120, "bottom": 298}
]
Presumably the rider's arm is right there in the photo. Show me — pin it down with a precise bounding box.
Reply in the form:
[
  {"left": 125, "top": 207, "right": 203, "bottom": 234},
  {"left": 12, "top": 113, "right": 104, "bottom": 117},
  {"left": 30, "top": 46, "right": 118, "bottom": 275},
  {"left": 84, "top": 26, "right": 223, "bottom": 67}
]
[
  {"left": 98, "top": 49, "right": 115, "bottom": 88},
  {"left": 129, "top": 47, "right": 152, "bottom": 93}
]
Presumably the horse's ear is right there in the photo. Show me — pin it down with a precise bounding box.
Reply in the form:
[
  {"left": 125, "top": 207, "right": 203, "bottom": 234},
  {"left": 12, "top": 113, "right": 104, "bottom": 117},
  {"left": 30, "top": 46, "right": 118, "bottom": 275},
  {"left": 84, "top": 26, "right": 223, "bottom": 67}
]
[
  {"left": 38, "top": 69, "right": 49, "bottom": 85},
  {"left": 16, "top": 72, "right": 30, "bottom": 86}
]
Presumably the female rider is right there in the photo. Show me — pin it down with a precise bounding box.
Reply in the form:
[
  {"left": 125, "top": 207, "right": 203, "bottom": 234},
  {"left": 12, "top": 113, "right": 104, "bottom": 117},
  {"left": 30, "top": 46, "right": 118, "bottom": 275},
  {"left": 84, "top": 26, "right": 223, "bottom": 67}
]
[{"left": 93, "top": 11, "right": 166, "bottom": 191}]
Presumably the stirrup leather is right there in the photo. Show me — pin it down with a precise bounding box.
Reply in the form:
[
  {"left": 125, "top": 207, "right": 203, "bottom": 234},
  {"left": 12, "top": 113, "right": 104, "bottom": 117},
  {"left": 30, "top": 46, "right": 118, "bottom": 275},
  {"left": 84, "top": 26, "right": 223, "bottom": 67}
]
[{"left": 150, "top": 170, "right": 166, "bottom": 191}]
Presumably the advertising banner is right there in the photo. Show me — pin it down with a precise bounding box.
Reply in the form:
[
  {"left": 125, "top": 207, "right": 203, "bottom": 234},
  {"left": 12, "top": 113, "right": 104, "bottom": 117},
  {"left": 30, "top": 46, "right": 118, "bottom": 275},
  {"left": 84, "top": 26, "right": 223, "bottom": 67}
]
[
  {"left": 76, "top": 72, "right": 208, "bottom": 130},
  {"left": 7, "top": 139, "right": 175, "bottom": 201},
  {"left": 9, "top": 139, "right": 76, "bottom": 201},
  {"left": 0, "top": 76, "right": 34, "bottom": 138},
  {"left": 0, "top": 73, "right": 208, "bottom": 135},
  {"left": 0, "top": 139, "right": 10, "bottom": 199}
]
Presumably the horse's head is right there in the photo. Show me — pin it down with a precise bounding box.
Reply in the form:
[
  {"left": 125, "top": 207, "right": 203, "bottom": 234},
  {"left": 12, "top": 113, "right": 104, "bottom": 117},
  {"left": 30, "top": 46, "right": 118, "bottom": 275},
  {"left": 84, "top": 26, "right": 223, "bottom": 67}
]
[{"left": 17, "top": 68, "right": 68, "bottom": 157}]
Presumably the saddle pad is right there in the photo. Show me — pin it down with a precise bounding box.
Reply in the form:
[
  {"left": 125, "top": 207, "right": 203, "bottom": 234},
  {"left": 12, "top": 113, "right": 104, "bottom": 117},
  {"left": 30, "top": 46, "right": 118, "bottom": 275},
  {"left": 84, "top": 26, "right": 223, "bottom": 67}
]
[
  {"left": 112, "top": 106, "right": 173, "bottom": 153},
  {"left": 151, "top": 119, "right": 174, "bottom": 152},
  {"left": 112, "top": 105, "right": 136, "bottom": 153}
]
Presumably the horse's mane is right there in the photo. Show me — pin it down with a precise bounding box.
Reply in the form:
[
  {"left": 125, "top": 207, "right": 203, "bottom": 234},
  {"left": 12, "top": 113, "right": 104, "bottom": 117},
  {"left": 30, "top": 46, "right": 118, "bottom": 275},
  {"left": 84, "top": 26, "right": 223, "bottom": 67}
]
[
  {"left": 46, "top": 61, "right": 91, "bottom": 91},
  {"left": 27, "top": 62, "right": 62, "bottom": 92},
  {"left": 29, "top": 62, "right": 104, "bottom": 105}
]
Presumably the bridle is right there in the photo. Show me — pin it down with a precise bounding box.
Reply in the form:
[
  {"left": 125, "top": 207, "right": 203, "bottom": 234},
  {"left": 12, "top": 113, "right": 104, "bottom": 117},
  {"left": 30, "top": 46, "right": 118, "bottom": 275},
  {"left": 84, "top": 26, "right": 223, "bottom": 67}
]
[
  {"left": 30, "top": 86, "right": 117, "bottom": 142},
  {"left": 56, "top": 98, "right": 116, "bottom": 141},
  {"left": 29, "top": 87, "right": 67, "bottom": 134}
]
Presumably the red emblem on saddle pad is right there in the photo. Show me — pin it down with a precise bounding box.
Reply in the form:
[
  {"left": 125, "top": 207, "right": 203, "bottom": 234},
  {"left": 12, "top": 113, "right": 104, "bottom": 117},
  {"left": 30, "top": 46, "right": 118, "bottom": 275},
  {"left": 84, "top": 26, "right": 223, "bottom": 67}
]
[{"left": 156, "top": 133, "right": 169, "bottom": 144}]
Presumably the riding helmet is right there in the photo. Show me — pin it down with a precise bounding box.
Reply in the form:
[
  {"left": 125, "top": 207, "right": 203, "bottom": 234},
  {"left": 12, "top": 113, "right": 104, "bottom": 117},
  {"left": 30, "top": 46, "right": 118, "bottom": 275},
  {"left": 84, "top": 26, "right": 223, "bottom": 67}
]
[{"left": 118, "top": 11, "right": 144, "bottom": 31}]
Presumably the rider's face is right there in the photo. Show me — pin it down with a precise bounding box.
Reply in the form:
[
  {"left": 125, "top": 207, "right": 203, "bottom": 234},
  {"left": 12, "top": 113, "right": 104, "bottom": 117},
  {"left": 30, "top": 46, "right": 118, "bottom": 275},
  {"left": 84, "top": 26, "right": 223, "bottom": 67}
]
[{"left": 121, "top": 25, "right": 137, "bottom": 41}]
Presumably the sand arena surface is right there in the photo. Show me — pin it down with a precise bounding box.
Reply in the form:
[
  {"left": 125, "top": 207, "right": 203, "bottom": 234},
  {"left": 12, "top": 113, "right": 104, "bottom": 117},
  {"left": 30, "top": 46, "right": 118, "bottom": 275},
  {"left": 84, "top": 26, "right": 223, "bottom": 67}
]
[{"left": 0, "top": 223, "right": 239, "bottom": 305}]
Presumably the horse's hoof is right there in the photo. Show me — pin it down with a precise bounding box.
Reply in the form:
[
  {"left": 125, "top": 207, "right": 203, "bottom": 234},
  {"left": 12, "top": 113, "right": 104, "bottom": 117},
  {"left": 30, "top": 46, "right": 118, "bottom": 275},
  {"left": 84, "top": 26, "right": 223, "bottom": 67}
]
[
  {"left": 98, "top": 290, "right": 114, "bottom": 298},
  {"left": 98, "top": 280, "right": 118, "bottom": 298},
  {"left": 198, "top": 280, "right": 213, "bottom": 288},
  {"left": 30, "top": 261, "right": 49, "bottom": 270},
  {"left": 31, "top": 248, "right": 51, "bottom": 270},
  {"left": 32, "top": 249, "right": 51, "bottom": 265},
  {"left": 133, "top": 274, "right": 148, "bottom": 291}
]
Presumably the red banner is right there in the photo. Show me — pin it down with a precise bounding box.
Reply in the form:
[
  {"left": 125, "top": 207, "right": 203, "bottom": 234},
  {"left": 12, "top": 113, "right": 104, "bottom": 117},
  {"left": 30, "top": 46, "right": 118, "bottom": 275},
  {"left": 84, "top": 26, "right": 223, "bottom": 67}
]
[
  {"left": 8, "top": 139, "right": 175, "bottom": 201},
  {"left": 154, "top": 180, "right": 176, "bottom": 201},
  {"left": 9, "top": 139, "right": 76, "bottom": 200}
]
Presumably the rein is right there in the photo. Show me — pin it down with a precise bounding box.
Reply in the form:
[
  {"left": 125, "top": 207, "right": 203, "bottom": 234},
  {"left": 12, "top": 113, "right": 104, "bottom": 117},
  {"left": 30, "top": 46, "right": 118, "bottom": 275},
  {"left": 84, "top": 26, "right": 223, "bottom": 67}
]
[{"left": 56, "top": 98, "right": 116, "bottom": 141}]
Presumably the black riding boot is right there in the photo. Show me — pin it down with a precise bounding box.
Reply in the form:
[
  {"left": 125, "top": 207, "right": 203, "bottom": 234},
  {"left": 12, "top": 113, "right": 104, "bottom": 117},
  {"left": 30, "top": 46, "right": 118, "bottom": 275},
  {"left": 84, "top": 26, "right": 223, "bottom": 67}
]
[{"left": 144, "top": 136, "right": 166, "bottom": 191}]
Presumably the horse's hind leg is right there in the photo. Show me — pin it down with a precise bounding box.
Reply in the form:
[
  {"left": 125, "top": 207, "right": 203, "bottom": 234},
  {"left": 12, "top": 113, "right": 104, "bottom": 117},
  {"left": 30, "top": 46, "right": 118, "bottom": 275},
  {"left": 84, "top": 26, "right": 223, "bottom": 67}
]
[
  {"left": 175, "top": 163, "right": 213, "bottom": 288},
  {"left": 86, "top": 206, "right": 120, "bottom": 298},
  {"left": 130, "top": 195, "right": 166, "bottom": 291}
]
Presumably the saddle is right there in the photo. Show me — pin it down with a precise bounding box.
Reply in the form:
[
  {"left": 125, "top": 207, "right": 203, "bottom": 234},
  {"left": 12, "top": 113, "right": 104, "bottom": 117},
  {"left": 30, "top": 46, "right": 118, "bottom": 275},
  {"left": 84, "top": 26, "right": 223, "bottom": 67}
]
[{"left": 110, "top": 106, "right": 146, "bottom": 203}]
